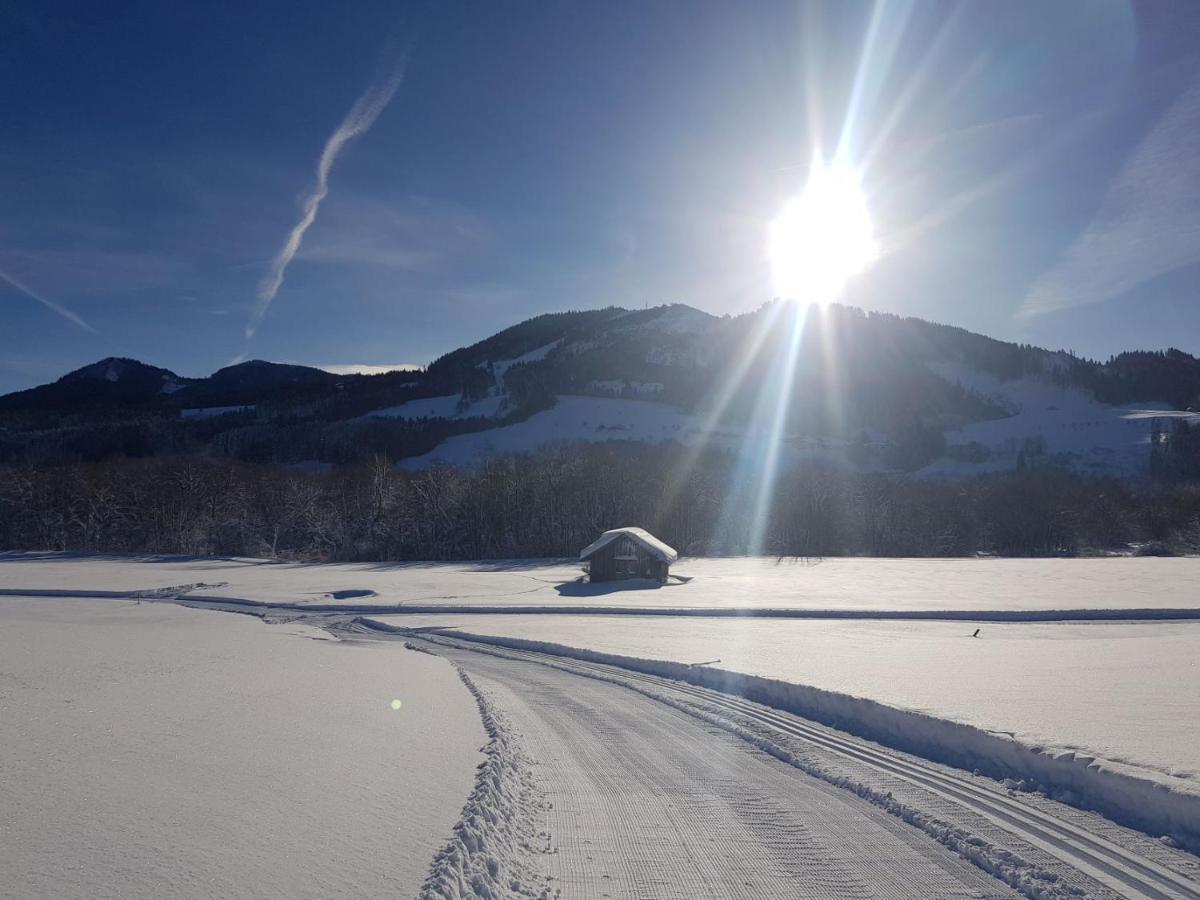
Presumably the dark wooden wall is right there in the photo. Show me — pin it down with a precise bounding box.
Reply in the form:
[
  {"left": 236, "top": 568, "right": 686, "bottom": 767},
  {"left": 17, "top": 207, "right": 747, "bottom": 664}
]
[{"left": 585, "top": 536, "right": 669, "bottom": 582}]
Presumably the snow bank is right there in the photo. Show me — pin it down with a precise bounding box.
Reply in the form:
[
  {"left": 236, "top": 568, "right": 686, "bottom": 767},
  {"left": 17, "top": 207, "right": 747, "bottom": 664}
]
[
  {"left": 420, "top": 667, "right": 548, "bottom": 899},
  {"left": 428, "top": 634, "right": 1088, "bottom": 899},
  {"left": 394, "top": 627, "right": 1200, "bottom": 853},
  {"left": 380, "top": 615, "right": 1200, "bottom": 787}
]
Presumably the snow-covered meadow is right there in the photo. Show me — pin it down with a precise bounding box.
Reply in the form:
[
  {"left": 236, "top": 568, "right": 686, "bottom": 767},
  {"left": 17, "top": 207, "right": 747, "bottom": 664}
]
[
  {"left": 0, "top": 596, "right": 483, "bottom": 899},
  {"left": 4, "top": 550, "right": 1199, "bottom": 884},
  {"left": 383, "top": 614, "right": 1200, "bottom": 789},
  {"left": 4, "top": 553, "right": 1198, "bottom": 613}
]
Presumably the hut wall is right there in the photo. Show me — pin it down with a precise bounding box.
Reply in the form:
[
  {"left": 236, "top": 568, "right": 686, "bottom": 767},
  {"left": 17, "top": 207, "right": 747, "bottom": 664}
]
[{"left": 585, "top": 537, "right": 669, "bottom": 582}]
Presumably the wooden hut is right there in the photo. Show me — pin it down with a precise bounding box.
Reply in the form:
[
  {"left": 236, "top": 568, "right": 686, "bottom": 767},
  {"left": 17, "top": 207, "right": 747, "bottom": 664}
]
[{"left": 580, "top": 527, "right": 678, "bottom": 583}]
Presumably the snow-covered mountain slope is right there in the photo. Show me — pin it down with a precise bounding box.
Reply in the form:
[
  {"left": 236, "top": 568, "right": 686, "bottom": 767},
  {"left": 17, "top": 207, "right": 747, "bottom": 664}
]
[
  {"left": 362, "top": 393, "right": 508, "bottom": 422},
  {"left": 399, "top": 396, "right": 710, "bottom": 468},
  {"left": 4, "top": 302, "right": 1199, "bottom": 478},
  {"left": 922, "top": 363, "right": 1200, "bottom": 477}
]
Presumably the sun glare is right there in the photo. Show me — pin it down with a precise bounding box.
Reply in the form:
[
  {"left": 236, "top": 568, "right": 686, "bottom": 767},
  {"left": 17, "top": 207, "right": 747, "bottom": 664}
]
[{"left": 769, "top": 160, "right": 878, "bottom": 304}]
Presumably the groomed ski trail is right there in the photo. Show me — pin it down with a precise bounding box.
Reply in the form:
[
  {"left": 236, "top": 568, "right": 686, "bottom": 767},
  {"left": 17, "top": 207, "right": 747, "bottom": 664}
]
[
  {"left": 377, "top": 628, "right": 1200, "bottom": 900},
  {"left": 398, "top": 634, "right": 1021, "bottom": 899}
]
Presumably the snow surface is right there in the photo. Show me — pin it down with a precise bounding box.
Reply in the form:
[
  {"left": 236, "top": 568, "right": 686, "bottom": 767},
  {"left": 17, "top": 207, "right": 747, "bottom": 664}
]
[
  {"left": 579, "top": 526, "right": 679, "bottom": 563},
  {"left": 180, "top": 404, "right": 255, "bottom": 419},
  {"left": 489, "top": 339, "right": 561, "bottom": 385},
  {"left": 362, "top": 393, "right": 506, "bottom": 421},
  {"left": 588, "top": 379, "right": 665, "bottom": 395},
  {"left": 399, "top": 395, "right": 711, "bottom": 468},
  {"left": 0, "top": 596, "right": 484, "bottom": 899},
  {"left": 374, "top": 357, "right": 1200, "bottom": 475},
  {"left": 6, "top": 552, "right": 1200, "bottom": 890},
  {"left": 4, "top": 553, "right": 1198, "bottom": 614},
  {"left": 642, "top": 304, "right": 716, "bottom": 335},
  {"left": 388, "top": 614, "right": 1200, "bottom": 789},
  {"left": 923, "top": 363, "right": 1200, "bottom": 477},
  {"left": 435, "top": 636, "right": 1013, "bottom": 898},
  {"left": 422, "top": 628, "right": 1200, "bottom": 867}
]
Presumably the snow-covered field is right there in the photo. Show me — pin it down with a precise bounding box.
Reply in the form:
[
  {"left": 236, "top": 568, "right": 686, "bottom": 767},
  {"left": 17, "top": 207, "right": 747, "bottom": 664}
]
[
  {"left": 383, "top": 614, "right": 1200, "bottom": 790},
  {"left": 0, "top": 596, "right": 483, "bottom": 899},
  {"left": 433, "top": 637, "right": 1016, "bottom": 899},
  {"left": 5, "top": 553, "right": 1199, "bottom": 614},
  {"left": 4, "top": 553, "right": 1200, "bottom": 895}
]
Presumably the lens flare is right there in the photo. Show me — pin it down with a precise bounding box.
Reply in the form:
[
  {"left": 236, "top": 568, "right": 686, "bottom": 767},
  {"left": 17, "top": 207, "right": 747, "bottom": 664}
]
[{"left": 769, "top": 159, "right": 878, "bottom": 304}]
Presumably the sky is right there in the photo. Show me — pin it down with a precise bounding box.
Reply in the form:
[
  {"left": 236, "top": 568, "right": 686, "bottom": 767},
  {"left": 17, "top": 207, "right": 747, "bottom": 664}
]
[{"left": 2, "top": 0, "right": 1200, "bottom": 394}]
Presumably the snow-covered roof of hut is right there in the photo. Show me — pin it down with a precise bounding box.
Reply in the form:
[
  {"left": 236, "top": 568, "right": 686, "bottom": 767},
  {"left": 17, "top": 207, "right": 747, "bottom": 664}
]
[{"left": 579, "top": 527, "right": 678, "bottom": 564}]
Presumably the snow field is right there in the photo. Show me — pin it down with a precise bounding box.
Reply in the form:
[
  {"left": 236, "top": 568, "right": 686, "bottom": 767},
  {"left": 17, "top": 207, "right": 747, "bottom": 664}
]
[
  {"left": 399, "top": 395, "right": 708, "bottom": 469},
  {"left": 6, "top": 553, "right": 1198, "bottom": 615},
  {"left": 362, "top": 393, "right": 508, "bottom": 422},
  {"left": 427, "top": 636, "right": 1016, "bottom": 899},
  {"left": 379, "top": 616, "right": 1200, "bottom": 784},
  {"left": 0, "top": 597, "right": 485, "bottom": 899},
  {"left": 376, "top": 621, "right": 1200, "bottom": 853},
  {"left": 923, "top": 363, "right": 1200, "bottom": 477},
  {"left": 179, "top": 404, "right": 255, "bottom": 419}
]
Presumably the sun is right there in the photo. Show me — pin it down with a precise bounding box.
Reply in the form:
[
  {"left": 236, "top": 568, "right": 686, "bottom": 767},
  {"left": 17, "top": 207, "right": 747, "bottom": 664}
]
[{"left": 769, "top": 159, "right": 879, "bottom": 304}]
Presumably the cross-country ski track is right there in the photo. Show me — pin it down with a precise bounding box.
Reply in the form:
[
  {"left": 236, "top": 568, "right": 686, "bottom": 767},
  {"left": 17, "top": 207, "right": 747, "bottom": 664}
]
[
  {"left": 6, "top": 554, "right": 1200, "bottom": 899},
  {"left": 346, "top": 624, "right": 1200, "bottom": 900}
]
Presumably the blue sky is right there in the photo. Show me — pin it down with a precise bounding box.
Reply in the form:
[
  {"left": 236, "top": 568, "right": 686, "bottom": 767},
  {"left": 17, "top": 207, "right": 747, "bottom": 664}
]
[{"left": 2, "top": 0, "right": 1199, "bottom": 393}]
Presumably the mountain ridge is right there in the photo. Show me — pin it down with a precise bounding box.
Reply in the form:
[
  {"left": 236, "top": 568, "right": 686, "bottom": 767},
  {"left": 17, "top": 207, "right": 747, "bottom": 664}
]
[{"left": 3, "top": 302, "right": 1199, "bottom": 477}]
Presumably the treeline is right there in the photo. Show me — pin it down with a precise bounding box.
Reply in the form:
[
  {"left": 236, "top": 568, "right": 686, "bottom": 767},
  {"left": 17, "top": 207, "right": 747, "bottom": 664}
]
[
  {"left": 1152, "top": 418, "right": 1200, "bottom": 481},
  {"left": 2, "top": 444, "right": 1198, "bottom": 561},
  {"left": 1076, "top": 349, "right": 1200, "bottom": 409}
]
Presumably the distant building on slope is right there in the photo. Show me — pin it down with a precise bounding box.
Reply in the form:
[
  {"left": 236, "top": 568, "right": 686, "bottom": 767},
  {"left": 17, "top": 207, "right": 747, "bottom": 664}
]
[{"left": 580, "top": 527, "right": 678, "bottom": 583}]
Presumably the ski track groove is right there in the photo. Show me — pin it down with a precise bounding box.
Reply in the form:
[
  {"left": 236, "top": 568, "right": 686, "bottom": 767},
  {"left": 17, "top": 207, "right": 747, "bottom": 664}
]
[
  {"left": 399, "top": 629, "right": 1200, "bottom": 900},
  {"left": 447, "top": 642, "right": 1018, "bottom": 900}
]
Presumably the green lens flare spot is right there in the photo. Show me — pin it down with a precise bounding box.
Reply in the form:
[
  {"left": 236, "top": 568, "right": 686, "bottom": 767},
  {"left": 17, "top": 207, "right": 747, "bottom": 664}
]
[{"left": 390, "top": 699, "right": 403, "bottom": 711}]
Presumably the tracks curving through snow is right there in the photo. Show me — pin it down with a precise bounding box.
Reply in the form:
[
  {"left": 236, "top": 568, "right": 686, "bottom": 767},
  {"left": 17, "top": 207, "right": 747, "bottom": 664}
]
[
  {"left": 510, "top": 647, "right": 1200, "bottom": 900},
  {"left": 386, "top": 628, "right": 1200, "bottom": 900},
  {"left": 412, "top": 632, "right": 1018, "bottom": 899}
]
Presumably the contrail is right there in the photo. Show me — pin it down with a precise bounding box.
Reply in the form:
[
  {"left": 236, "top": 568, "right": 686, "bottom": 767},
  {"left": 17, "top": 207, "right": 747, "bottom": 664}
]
[
  {"left": 0, "top": 267, "right": 98, "bottom": 333},
  {"left": 246, "top": 50, "right": 409, "bottom": 339}
]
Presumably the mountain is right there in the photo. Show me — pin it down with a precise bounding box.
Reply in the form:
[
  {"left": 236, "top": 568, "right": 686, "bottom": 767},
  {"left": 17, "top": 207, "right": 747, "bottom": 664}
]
[
  {"left": 0, "top": 357, "right": 349, "bottom": 415},
  {"left": 3, "top": 302, "right": 1199, "bottom": 477},
  {"left": 0, "top": 357, "right": 188, "bottom": 413}
]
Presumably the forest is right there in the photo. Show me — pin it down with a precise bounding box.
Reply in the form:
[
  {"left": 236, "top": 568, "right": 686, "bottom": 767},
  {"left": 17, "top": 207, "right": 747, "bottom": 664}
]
[{"left": 3, "top": 441, "right": 1198, "bottom": 562}]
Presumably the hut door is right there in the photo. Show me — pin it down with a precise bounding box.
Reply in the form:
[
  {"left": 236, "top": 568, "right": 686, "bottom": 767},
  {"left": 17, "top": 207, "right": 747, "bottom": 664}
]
[{"left": 614, "top": 537, "right": 639, "bottom": 579}]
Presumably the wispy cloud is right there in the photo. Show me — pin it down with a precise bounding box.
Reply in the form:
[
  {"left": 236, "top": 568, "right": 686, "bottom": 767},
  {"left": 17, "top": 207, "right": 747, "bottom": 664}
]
[
  {"left": 0, "top": 266, "right": 97, "bottom": 333},
  {"left": 1021, "top": 73, "right": 1200, "bottom": 319},
  {"left": 246, "top": 49, "right": 409, "bottom": 339}
]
